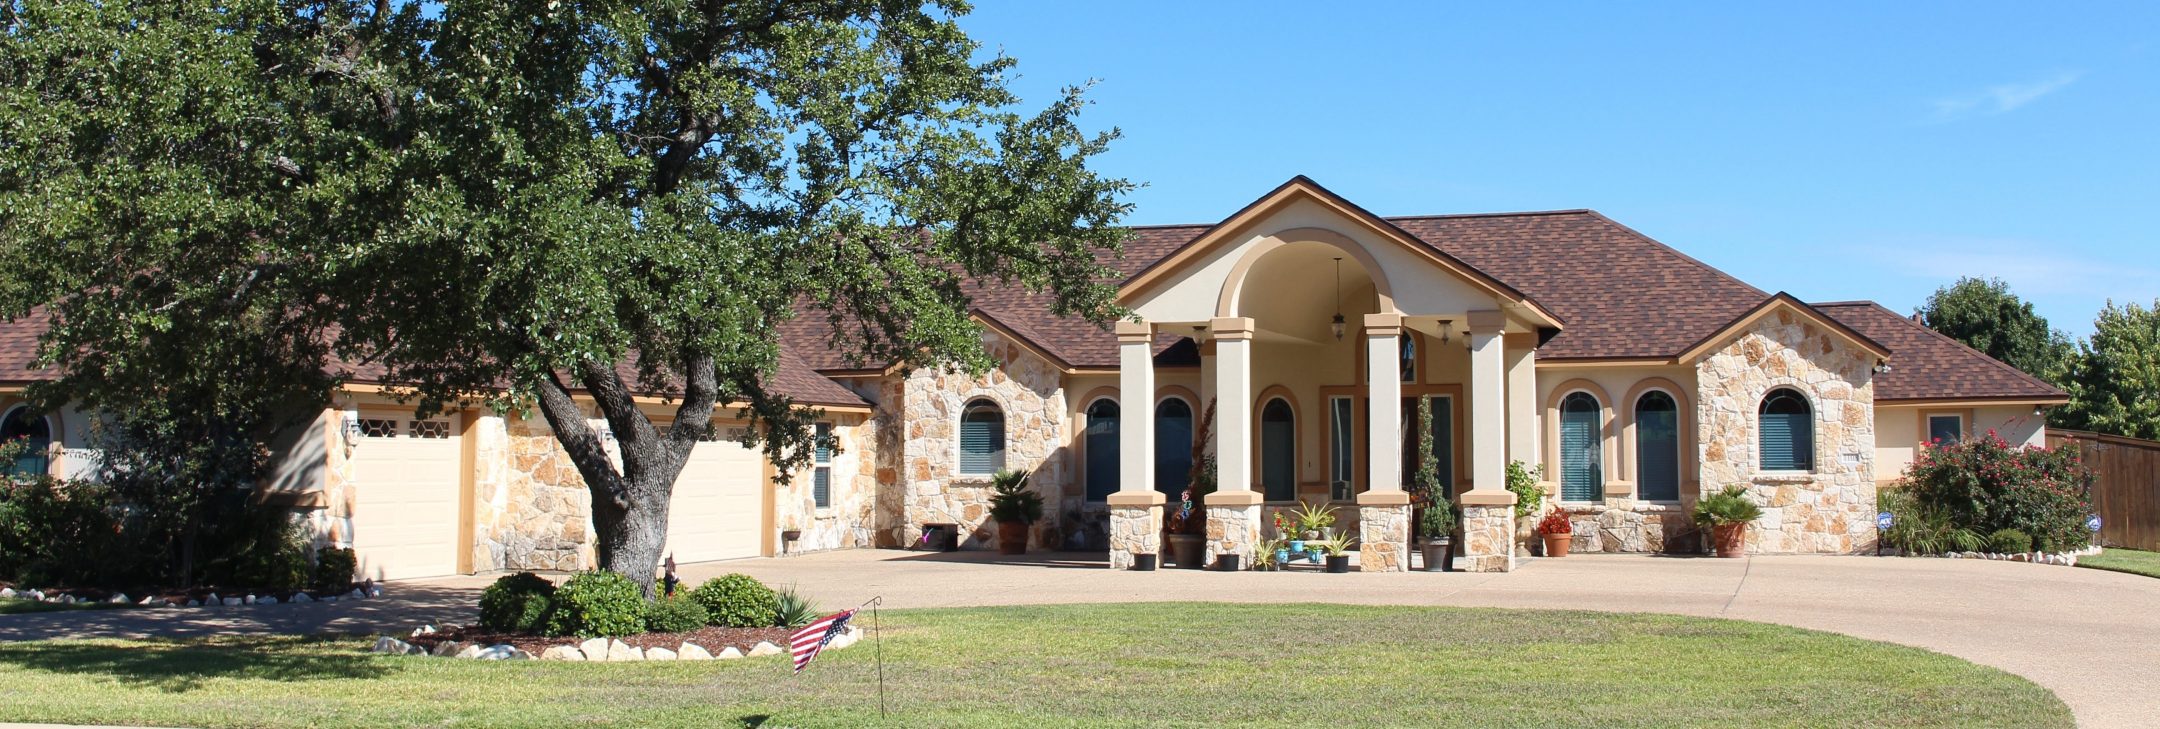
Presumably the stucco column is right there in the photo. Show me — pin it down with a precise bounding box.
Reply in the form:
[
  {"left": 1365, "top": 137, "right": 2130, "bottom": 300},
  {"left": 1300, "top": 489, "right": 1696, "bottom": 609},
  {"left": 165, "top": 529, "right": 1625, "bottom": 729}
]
[
  {"left": 1357, "top": 313, "right": 1410, "bottom": 571},
  {"left": 1204, "top": 317, "right": 1260, "bottom": 569},
  {"left": 1504, "top": 333, "right": 1540, "bottom": 470},
  {"left": 1107, "top": 320, "right": 1162, "bottom": 570},
  {"left": 1460, "top": 310, "right": 1518, "bottom": 572}
]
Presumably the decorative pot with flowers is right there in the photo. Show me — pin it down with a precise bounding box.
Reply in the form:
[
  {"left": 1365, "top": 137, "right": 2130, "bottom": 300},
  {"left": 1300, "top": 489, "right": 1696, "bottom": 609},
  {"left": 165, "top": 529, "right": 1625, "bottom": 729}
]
[
  {"left": 1535, "top": 510, "right": 1574, "bottom": 558},
  {"left": 1273, "top": 512, "right": 1305, "bottom": 557},
  {"left": 1290, "top": 500, "right": 1337, "bottom": 561}
]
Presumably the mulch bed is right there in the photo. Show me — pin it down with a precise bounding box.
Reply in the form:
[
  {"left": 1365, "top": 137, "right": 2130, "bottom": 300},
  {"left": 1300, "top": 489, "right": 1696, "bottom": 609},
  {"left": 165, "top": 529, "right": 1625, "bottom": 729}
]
[{"left": 408, "top": 625, "right": 795, "bottom": 656}]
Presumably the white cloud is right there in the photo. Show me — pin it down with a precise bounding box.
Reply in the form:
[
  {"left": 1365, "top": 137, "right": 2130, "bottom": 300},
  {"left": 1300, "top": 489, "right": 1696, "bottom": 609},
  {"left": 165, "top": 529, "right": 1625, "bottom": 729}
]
[
  {"left": 1854, "top": 234, "right": 2158, "bottom": 333},
  {"left": 1928, "top": 71, "right": 2084, "bottom": 122}
]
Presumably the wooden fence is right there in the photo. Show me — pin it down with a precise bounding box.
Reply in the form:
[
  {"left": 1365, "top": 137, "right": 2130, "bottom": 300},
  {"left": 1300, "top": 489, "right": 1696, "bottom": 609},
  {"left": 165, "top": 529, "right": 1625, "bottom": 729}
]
[{"left": 2047, "top": 428, "right": 2160, "bottom": 552}]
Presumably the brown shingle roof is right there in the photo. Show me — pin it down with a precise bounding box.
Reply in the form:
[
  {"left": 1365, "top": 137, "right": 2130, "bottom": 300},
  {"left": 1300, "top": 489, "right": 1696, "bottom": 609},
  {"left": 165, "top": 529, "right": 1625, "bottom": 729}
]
[
  {"left": 1813, "top": 301, "right": 2067, "bottom": 403},
  {"left": 0, "top": 308, "right": 57, "bottom": 385}
]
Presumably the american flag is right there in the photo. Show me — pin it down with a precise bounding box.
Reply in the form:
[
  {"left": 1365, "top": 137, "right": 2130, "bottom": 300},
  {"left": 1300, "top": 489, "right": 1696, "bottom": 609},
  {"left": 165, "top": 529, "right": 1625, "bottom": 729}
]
[{"left": 789, "top": 608, "right": 856, "bottom": 674}]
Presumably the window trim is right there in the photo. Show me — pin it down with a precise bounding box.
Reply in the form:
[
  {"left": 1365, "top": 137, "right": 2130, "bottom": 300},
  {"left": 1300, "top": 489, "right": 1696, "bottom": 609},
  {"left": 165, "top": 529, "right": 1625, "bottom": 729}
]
[
  {"left": 0, "top": 404, "right": 54, "bottom": 480},
  {"left": 1630, "top": 389, "right": 1683, "bottom": 503},
  {"left": 812, "top": 422, "right": 833, "bottom": 510},
  {"left": 1756, "top": 387, "right": 1816, "bottom": 474},
  {"left": 1919, "top": 409, "right": 1972, "bottom": 447},
  {"left": 957, "top": 399, "right": 1006, "bottom": 477},
  {"left": 1556, "top": 390, "right": 1605, "bottom": 503},
  {"left": 1080, "top": 394, "right": 1120, "bottom": 503}
]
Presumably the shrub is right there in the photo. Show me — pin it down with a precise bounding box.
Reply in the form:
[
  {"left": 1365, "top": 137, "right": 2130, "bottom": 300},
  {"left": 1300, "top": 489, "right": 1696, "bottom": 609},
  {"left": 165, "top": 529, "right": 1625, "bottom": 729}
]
[
  {"left": 773, "top": 585, "right": 819, "bottom": 629},
  {"left": 0, "top": 477, "right": 137, "bottom": 587},
  {"left": 199, "top": 505, "right": 311, "bottom": 591},
  {"left": 987, "top": 469, "right": 1043, "bottom": 525},
  {"left": 1692, "top": 486, "right": 1764, "bottom": 527},
  {"left": 643, "top": 596, "right": 710, "bottom": 634},
  {"left": 544, "top": 570, "right": 644, "bottom": 638},
  {"left": 479, "top": 572, "right": 557, "bottom": 634},
  {"left": 691, "top": 573, "right": 777, "bottom": 628},
  {"left": 1534, "top": 510, "right": 1572, "bottom": 536},
  {"left": 310, "top": 547, "right": 356, "bottom": 593},
  {"left": 1881, "top": 488, "right": 1984, "bottom": 555},
  {"left": 1900, "top": 434, "right": 2093, "bottom": 552},
  {"left": 1987, "top": 528, "right": 2033, "bottom": 554},
  {"left": 1505, "top": 460, "right": 1545, "bottom": 518}
]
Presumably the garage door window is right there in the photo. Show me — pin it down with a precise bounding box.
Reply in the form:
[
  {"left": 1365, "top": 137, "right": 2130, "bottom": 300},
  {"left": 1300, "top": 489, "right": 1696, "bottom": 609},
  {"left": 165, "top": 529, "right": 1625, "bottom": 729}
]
[{"left": 813, "top": 422, "right": 833, "bottom": 509}]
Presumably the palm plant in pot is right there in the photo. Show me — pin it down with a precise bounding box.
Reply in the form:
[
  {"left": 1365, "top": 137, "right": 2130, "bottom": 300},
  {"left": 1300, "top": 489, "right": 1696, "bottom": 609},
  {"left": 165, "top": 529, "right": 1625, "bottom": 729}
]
[
  {"left": 1535, "top": 510, "right": 1573, "bottom": 557},
  {"left": 988, "top": 469, "right": 1043, "bottom": 556},
  {"left": 1693, "top": 486, "right": 1763, "bottom": 558}
]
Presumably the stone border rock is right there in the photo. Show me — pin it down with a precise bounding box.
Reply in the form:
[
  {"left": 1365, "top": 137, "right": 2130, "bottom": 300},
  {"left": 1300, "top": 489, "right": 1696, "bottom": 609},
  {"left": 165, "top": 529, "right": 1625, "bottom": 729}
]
[
  {"left": 1932, "top": 544, "right": 2103, "bottom": 566},
  {"left": 0, "top": 584, "right": 383, "bottom": 609},
  {"left": 370, "top": 625, "right": 865, "bottom": 663}
]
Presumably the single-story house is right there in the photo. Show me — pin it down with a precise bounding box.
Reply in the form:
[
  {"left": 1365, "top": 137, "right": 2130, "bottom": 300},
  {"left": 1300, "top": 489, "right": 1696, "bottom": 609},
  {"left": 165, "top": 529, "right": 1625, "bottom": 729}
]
[{"left": 0, "top": 177, "right": 2066, "bottom": 577}]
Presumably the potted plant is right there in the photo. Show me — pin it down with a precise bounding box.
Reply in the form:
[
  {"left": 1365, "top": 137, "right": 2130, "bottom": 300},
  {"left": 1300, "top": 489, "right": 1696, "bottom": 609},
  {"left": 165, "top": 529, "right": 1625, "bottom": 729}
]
[
  {"left": 1693, "top": 486, "right": 1764, "bottom": 558},
  {"left": 1535, "top": 511, "right": 1573, "bottom": 557},
  {"left": 1164, "top": 487, "right": 1206, "bottom": 569},
  {"left": 987, "top": 469, "right": 1043, "bottom": 556},
  {"left": 1316, "top": 533, "right": 1357, "bottom": 573},
  {"left": 1417, "top": 502, "right": 1455, "bottom": 572},
  {"left": 1410, "top": 398, "right": 1454, "bottom": 572},
  {"left": 1274, "top": 512, "right": 1303, "bottom": 558}
]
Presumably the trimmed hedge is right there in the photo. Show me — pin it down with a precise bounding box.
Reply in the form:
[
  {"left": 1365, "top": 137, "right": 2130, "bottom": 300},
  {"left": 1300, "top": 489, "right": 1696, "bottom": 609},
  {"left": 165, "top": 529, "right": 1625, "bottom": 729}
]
[
  {"left": 478, "top": 572, "right": 557, "bottom": 634},
  {"left": 643, "top": 596, "right": 710, "bottom": 633},
  {"left": 544, "top": 570, "right": 644, "bottom": 638},
  {"left": 690, "top": 574, "right": 776, "bottom": 628}
]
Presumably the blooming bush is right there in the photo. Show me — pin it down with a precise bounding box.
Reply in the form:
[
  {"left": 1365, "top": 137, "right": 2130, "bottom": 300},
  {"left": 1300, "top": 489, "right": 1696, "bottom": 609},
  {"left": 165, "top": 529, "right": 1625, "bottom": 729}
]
[
  {"left": 1534, "top": 510, "right": 1572, "bottom": 536},
  {"left": 1898, "top": 432, "right": 2093, "bottom": 553}
]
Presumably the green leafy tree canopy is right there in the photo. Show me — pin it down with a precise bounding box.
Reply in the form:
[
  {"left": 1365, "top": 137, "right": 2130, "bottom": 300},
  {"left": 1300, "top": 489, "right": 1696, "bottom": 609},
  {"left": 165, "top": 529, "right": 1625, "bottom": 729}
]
[
  {"left": 2060, "top": 299, "right": 2160, "bottom": 440},
  {"left": 1916, "top": 277, "right": 2073, "bottom": 384}
]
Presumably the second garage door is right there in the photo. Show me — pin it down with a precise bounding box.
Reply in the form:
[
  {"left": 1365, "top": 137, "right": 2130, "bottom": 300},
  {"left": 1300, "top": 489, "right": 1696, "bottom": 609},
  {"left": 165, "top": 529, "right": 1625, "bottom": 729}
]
[
  {"left": 349, "top": 413, "right": 462, "bottom": 581},
  {"left": 663, "top": 431, "right": 765, "bottom": 564}
]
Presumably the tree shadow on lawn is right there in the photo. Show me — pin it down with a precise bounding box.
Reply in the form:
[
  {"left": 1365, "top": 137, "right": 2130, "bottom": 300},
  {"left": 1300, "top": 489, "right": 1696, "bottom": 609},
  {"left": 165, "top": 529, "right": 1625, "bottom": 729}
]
[{"left": 0, "top": 636, "right": 394, "bottom": 693}]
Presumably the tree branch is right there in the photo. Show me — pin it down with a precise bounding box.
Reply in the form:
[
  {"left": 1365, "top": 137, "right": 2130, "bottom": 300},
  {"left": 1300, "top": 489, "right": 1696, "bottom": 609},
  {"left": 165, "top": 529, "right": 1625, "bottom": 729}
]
[{"left": 533, "top": 372, "right": 630, "bottom": 511}]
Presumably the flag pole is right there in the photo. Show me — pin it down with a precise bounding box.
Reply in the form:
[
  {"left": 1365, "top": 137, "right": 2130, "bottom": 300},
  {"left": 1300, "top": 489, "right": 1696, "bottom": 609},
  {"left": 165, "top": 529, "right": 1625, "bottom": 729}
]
[{"left": 865, "top": 595, "right": 886, "bottom": 719}]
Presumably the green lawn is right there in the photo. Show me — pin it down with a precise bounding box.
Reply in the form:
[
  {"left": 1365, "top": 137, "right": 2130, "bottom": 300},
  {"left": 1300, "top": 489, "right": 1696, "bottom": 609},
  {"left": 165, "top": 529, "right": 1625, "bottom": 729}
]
[
  {"left": 0, "top": 603, "right": 2068, "bottom": 728},
  {"left": 2078, "top": 548, "right": 2160, "bottom": 579},
  {"left": 0, "top": 597, "right": 131, "bottom": 615}
]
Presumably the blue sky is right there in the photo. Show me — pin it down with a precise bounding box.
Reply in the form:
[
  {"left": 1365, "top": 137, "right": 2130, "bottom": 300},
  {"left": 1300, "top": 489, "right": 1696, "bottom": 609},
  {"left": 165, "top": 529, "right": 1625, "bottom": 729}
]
[{"left": 958, "top": 1, "right": 2158, "bottom": 336}]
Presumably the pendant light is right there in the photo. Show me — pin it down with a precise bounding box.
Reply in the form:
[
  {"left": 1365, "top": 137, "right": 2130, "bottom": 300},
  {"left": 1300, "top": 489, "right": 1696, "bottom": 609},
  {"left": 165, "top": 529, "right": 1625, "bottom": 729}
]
[{"left": 1330, "top": 257, "right": 1346, "bottom": 340}]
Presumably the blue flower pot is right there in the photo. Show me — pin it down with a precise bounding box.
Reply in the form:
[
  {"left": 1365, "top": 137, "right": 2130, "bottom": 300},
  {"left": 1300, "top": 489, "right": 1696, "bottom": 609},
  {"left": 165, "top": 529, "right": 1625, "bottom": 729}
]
[
  {"left": 1289, "top": 540, "right": 1306, "bottom": 552},
  {"left": 1274, "top": 548, "right": 1290, "bottom": 565}
]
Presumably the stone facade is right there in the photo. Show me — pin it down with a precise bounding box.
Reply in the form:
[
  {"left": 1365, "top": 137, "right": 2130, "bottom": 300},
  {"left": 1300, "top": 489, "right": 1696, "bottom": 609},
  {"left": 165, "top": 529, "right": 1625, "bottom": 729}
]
[
  {"left": 1695, "top": 309, "right": 1878, "bottom": 555},
  {"left": 479, "top": 414, "right": 599, "bottom": 572},
  {"left": 1461, "top": 504, "right": 1516, "bottom": 572},
  {"left": 1357, "top": 504, "right": 1410, "bottom": 572},
  {"left": 894, "top": 332, "right": 1070, "bottom": 550},
  {"left": 1202, "top": 503, "right": 1260, "bottom": 569},
  {"left": 1107, "top": 504, "right": 1161, "bottom": 570},
  {"left": 1560, "top": 503, "right": 1701, "bottom": 554},
  {"left": 773, "top": 414, "right": 878, "bottom": 554}
]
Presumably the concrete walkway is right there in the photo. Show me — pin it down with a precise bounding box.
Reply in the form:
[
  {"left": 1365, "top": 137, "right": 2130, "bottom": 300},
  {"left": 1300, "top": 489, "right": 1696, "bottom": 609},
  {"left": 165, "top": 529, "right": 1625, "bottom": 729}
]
[{"left": 4, "top": 550, "right": 2155, "bottom": 728}]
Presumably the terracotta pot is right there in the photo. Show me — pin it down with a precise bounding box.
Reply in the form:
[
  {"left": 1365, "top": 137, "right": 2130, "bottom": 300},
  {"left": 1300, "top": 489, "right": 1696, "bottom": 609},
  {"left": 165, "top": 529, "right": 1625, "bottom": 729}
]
[
  {"left": 997, "top": 520, "right": 1028, "bottom": 555},
  {"left": 1542, "top": 534, "right": 1571, "bottom": 558},
  {"left": 1713, "top": 523, "right": 1747, "bottom": 558}
]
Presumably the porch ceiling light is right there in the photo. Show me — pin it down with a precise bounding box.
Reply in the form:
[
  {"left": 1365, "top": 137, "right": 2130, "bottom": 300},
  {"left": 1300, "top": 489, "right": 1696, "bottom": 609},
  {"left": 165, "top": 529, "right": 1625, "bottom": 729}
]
[{"left": 1330, "top": 257, "right": 1346, "bottom": 340}]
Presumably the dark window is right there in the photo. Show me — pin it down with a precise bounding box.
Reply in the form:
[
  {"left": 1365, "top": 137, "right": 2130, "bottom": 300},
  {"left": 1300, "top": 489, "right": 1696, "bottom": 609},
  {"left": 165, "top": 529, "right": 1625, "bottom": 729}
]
[
  {"left": 1154, "top": 398, "right": 1194, "bottom": 499},
  {"left": 1926, "top": 414, "right": 1964, "bottom": 445},
  {"left": 959, "top": 401, "right": 1004, "bottom": 475},
  {"left": 1758, "top": 389, "right": 1813, "bottom": 471},
  {"left": 1635, "top": 391, "right": 1680, "bottom": 501},
  {"left": 813, "top": 422, "right": 833, "bottom": 508},
  {"left": 1329, "top": 396, "right": 1354, "bottom": 493},
  {"left": 0, "top": 407, "right": 50, "bottom": 479},
  {"left": 1559, "top": 393, "right": 1602, "bottom": 502},
  {"left": 1084, "top": 399, "right": 1119, "bottom": 502},
  {"left": 1261, "top": 399, "right": 1296, "bottom": 501}
]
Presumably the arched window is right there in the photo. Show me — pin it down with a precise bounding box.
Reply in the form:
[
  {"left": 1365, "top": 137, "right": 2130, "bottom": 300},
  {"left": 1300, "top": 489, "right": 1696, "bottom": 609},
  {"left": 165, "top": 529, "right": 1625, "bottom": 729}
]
[
  {"left": 1758, "top": 388, "right": 1813, "bottom": 472},
  {"left": 958, "top": 400, "right": 1004, "bottom": 476},
  {"left": 0, "top": 406, "right": 51, "bottom": 479},
  {"left": 1634, "top": 391, "right": 1680, "bottom": 502},
  {"left": 1558, "top": 392, "right": 1602, "bottom": 502},
  {"left": 1154, "top": 398, "right": 1194, "bottom": 499},
  {"left": 1260, "top": 398, "right": 1296, "bottom": 501},
  {"left": 1083, "top": 399, "right": 1119, "bottom": 502}
]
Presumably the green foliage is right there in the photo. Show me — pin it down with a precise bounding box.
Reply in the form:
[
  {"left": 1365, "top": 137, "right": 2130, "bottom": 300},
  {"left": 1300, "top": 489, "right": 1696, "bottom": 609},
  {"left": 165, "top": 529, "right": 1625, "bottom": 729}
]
[
  {"left": 1898, "top": 434, "right": 2094, "bottom": 552},
  {"left": 642, "top": 596, "right": 710, "bottom": 634},
  {"left": 1506, "top": 460, "right": 1546, "bottom": 518},
  {"left": 310, "top": 548, "right": 357, "bottom": 593},
  {"left": 0, "top": 0, "right": 1134, "bottom": 590},
  {"left": 0, "top": 477, "right": 140, "bottom": 587},
  {"left": 199, "top": 509, "right": 312, "bottom": 592},
  {"left": 1314, "top": 532, "right": 1357, "bottom": 557},
  {"left": 2058, "top": 299, "right": 2160, "bottom": 440},
  {"left": 545, "top": 571, "right": 645, "bottom": 638},
  {"left": 690, "top": 574, "right": 777, "bottom": 628},
  {"left": 1987, "top": 528, "right": 2033, "bottom": 554},
  {"left": 1880, "top": 489, "right": 1986, "bottom": 555},
  {"left": 987, "top": 469, "right": 1044, "bottom": 525},
  {"left": 478, "top": 572, "right": 558, "bottom": 634},
  {"left": 1918, "top": 277, "right": 2074, "bottom": 384},
  {"left": 773, "top": 585, "right": 821, "bottom": 629},
  {"left": 1289, "top": 501, "right": 1337, "bottom": 537},
  {"left": 1692, "top": 487, "right": 1764, "bottom": 527}
]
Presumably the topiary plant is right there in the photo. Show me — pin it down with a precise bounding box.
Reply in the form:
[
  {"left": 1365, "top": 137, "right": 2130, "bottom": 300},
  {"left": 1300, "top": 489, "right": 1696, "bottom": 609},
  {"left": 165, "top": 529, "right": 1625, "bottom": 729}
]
[
  {"left": 690, "top": 573, "right": 777, "bottom": 628},
  {"left": 545, "top": 570, "right": 644, "bottom": 638},
  {"left": 642, "top": 595, "right": 710, "bottom": 634},
  {"left": 1987, "top": 528, "right": 2033, "bottom": 554},
  {"left": 479, "top": 572, "right": 557, "bottom": 634}
]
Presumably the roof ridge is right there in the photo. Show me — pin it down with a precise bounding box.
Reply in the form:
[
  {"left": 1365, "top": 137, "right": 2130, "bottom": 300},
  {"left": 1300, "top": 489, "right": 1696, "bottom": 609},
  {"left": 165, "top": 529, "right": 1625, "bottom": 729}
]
[
  {"left": 1806, "top": 300, "right": 1879, "bottom": 308},
  {"left": 1383, "top": 209, "right": 1596, "bottom": 220}
]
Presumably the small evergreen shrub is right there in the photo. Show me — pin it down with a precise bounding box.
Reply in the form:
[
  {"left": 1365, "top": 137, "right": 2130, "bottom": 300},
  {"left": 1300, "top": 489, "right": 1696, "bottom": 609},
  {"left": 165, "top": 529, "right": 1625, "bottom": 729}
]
[
  {"left": 643, "top": 595, "right": 710, "bottom": 633},
  {"left": 773, "top": 585, "right": 819, "bottom": 628},
  {"left": 310, "top": 547, "right": 356, "bottom": 593},
  {"left": 1987, "top": 528, "right": 2033, "bottom": 555},
  {"left": 691, "top": 573, "right": 777, "bottom": 628},
  {"left": 479, "top": 572, "right": 557, "bottom": 634},
  {"left": 544, "top": 570, "right": 644, "bottom": 638}
]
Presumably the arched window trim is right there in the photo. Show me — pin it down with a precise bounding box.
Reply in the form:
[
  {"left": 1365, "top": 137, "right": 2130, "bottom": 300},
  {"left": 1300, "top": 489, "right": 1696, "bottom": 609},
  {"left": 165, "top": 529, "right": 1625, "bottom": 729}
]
[
  {"left": 1153, "top": 395, "right": 1196, "bottom": 499},
  {"left": 0, "top": 404, "right": 54, "bottom": 480},
  {"left": 1081, "top": 396, "right": 1120, "bottom": 502},
  {"left": 1258, "top": 396, "right": 1297, "bottom": 502},
  {"left": 1556, "top": 391, "right": 1604, "bottom": 503},
  {"left": 1757, "top": 387, "right": 1815, "bottom": 473},
  {"left": 1631, "top": 389, "right": 1682, "bottom": 502},
  {"left": 958, "top": 398, "right": 1005, "bottom": 476}
]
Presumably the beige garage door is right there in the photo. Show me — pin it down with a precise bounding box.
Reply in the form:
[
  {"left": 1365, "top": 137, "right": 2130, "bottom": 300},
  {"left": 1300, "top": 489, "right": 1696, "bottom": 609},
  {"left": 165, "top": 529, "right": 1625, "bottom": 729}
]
[
  {"left": 350, "top": 413, "right": 462, "bottom": 581},
  {"left": 663, "top": 430, "right": 765, "bottom": 564}
]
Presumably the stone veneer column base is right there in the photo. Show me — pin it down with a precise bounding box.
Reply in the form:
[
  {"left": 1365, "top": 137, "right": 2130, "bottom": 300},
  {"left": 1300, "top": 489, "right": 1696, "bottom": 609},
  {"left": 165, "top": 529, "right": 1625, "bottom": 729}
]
[
  {"left": 1203, "top": 492, "right": 1263, "bottom": 570},
  {"left": 1107, "top": 492, "right": 1165, "bottom": 570},
  {"left": 1357, "top": 503, "right": 1411, "bottom": 572},
  {"left": 1461, "top": 504, "right": 1517, "bottom": 573}
]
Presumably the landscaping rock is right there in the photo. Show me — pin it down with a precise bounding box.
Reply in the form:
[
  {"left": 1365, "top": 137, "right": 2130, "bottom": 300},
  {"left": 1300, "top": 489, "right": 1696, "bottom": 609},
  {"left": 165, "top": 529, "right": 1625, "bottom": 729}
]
[
  {"left": 241, "top": 595, "right": 255, "bottom": 605},
  {"left": 222, "top": 597, "right": 243, "bottom": 607},
  {"left": 23, "top": 589, "right": 42, "bottom": 601},
  {"left": 293, "top": 593, "right": 315, "bottom": 603},
  {"left": 432, "top": 641, "right": 466, "bottom": 657},
  {"left": 0, "top": 587, "right": 14, "bottom": 599},
  {"left": 645, "top": 647, "right": 677, "bottom": 661},
  {"left": 677, "top": 643, "right": 713, "bottom": 661},
  {"left": 475, "top": 646, "right": 528, "bottom": 661},
  {"left": 412, "top": 625, "right": 438, "bottom": 638},
  {"left": 605, "top": 640, "right": 642, "bottom": 662},
  {"left": 54, "top": 594, "right": 75, "bottom": 604},
  {"left": 539, "top": 646, "right": 585, "bottom": 661},
  {"left": 368, "top": 587, "right": 383, "bottom": 598},
  {"left": 372, "top": 636, "right": 413, "bottom": 654},
  {"left": 258, "top": 596, "right": 280, "bottom": 605},
  {"left": 578, "top": 638, "right": 609, "bottom": 658},
  {"left": 107, "top": 593, "right": 129, "bottom": 604},
  {"left": 716, "top": 647, "right": 744, "bottom": 660},
  {"left": 347, "top": 589, "right": 366, "bottom": 599},
  {"left": 454, "top": 644, "right": 486, "bottom": 659},
  {"left": 137, "top": 595, "right": 160, "bottom": 606},
  {"left": 205, "top": 592, "right": 218, "bottom": 603},
  {"left": 185, "top": 599, "right": 200, "bottom": 607},
  {"left": 747, "top": 641, "right": 782, "bottom": 657}
]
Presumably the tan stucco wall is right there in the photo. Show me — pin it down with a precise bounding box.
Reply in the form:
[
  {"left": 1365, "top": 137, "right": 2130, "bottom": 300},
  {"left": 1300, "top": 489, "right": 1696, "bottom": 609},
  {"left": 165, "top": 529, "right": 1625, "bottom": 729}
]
[{"left": 1874, "top": 404, "right": 2048, "bottom": 484}]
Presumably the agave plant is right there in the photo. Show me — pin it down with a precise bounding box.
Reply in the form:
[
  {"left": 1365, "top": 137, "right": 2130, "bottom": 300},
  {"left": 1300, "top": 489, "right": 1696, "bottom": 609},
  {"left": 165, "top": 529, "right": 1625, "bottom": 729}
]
[{"left": 772, "top": 585, "right": 821, "bottom": 629}]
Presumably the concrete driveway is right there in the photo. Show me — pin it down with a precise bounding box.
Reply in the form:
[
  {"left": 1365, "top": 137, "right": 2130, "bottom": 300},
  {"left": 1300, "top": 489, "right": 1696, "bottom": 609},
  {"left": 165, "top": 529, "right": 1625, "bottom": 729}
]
[{"left": 5, "top": 550, "right": 2155, "bottom": 728}]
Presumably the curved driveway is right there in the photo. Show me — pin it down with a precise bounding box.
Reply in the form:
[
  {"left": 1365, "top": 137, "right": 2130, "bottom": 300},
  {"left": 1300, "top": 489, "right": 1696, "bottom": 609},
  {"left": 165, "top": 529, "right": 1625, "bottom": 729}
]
[{"left": 4, "top": 550, "right": 2154, "bottom": 728}]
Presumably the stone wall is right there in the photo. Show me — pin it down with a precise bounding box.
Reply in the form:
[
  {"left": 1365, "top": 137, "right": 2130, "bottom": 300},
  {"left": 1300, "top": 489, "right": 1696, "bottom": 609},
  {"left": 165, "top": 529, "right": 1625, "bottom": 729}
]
[
  {"left": 1357, "top": 504, "right": 1410, "bottom": 572},
  {"left": 1202, "top": 503, "right": 1260, "bottom": 568},
  {"left": 896, "top": 332, "right": 1070, "bottom": 550},
  {"left": 1461, "top": 504, "right": 1515, "bottom": 572},
  {"left": 772, "top": 414, "right": 878, "bottom": 554},
  {"left": 1560, "top": 504, "right": 1701, "bottom": 554},
  {"left": 479, "top": 414, "right": 599, "bottom": 572},
  {"left": 1695, "top": 309, "right": 1878, "bottom": 554},
  {"left": 1108, "top": 504, "right": 1161, "bottom": 570}
]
